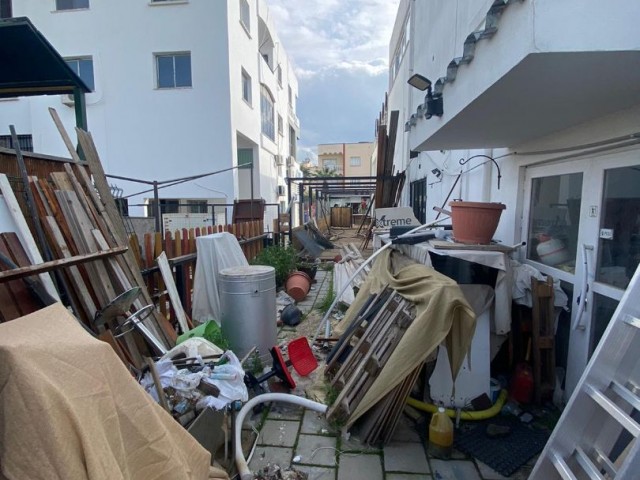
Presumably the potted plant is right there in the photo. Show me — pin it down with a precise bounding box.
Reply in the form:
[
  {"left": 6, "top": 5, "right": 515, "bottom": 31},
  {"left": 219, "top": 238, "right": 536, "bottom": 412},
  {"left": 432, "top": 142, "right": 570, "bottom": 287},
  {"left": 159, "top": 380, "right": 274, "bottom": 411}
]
[
  {"left": 296, "top": 255, "right": 319, "bottom": 281},
  {"left": 251, "top": 245, "right": 297, "bottom": 288}
]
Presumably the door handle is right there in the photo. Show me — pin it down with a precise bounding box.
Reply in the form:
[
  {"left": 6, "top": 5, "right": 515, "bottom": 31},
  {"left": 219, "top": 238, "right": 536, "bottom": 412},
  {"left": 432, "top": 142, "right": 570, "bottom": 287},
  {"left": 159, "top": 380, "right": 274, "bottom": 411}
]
[{"left": 572, "top": 244, "right": 594, "bottom": 330}]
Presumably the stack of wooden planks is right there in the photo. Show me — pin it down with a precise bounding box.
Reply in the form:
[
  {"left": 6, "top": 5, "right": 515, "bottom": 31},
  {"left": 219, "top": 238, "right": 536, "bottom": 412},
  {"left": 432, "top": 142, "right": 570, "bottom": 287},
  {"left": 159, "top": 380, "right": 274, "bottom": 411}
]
[
  {"left": 325, "top": 286, "right": 419, "bottom": 443},
  {"left": 333, "top": 243, "right": 370, "bottom": 306},
  {"left": 0, "top": 111, "right": 180, "bottom": 369}
]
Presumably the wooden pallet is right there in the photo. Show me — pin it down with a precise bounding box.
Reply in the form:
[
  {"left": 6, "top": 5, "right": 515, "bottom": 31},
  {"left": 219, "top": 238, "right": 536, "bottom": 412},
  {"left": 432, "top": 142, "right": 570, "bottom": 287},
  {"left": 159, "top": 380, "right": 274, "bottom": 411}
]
[{"left": 326, "top": 290, "right": 416, "bottom": 425}]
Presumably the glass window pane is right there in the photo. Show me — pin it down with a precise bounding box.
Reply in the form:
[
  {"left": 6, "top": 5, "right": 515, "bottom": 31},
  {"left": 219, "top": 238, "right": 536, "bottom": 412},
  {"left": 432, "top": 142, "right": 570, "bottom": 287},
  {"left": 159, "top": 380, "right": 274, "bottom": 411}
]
[
  {"left": 78, "top": 58, "right": 94, "bottom": 91},
  {"left": 527, "top": 173, "right": 583, "bottom": 272},
  {"left": 174, "top": 54, "right": 192, "bottom": 87},
  {"left": 596, "top": 165, "right": 640, "bottom": 289},
  {"left": 57, "top": 0, "right": 89, "bottom": 10},
  {"left": 589, "top": 293, "right": 619, "bottom": 357},
  {"left": 157, "top": 56, "right": 175, "bottom": 88}
]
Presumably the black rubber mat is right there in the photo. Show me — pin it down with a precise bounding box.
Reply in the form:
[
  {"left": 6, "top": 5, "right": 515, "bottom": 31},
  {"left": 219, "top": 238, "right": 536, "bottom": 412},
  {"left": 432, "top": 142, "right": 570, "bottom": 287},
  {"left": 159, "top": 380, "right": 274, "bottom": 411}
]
[{"left": 453, "top": 416, "right": 549, "bottom": 476}]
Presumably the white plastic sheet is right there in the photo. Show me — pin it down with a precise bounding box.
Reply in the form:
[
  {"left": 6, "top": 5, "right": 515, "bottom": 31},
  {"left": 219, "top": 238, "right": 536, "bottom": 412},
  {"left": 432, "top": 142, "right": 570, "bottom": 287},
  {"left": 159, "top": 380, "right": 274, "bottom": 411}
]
[{"left": 192, "top": 233, "right": 248, "bottom": 324}]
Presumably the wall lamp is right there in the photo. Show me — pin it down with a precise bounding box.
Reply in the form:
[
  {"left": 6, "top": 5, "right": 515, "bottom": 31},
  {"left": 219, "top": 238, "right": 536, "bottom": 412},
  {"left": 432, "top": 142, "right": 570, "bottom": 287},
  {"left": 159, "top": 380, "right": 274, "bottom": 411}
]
[
  {"left": 407, "top": 73, "right": 432, "bottom": 91},
  {"left": 425, "top": 89, "right": 443, "bottom": 118}
]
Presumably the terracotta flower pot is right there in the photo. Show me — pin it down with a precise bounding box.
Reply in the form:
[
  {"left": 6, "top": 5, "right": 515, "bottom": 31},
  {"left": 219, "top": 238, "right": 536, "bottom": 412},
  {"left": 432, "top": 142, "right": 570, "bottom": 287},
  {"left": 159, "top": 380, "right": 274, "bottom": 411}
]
[
  {"left": 449, "top": 201, "right": 506, "bottom": 244},
  {"left": 285, "top": 271, "right": 312, "bottom": 302}
]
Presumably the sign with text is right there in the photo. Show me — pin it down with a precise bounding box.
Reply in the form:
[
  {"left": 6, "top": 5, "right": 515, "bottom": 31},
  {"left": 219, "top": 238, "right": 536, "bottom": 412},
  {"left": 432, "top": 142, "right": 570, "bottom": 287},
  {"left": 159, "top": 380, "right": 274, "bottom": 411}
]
[{"left": 374, "top": 207, "right": 421, "bottom": 229}]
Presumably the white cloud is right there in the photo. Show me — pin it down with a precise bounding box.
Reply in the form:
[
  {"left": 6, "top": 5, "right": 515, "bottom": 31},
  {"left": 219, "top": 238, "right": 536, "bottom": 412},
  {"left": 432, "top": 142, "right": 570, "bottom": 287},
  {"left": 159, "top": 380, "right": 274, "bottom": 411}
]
[{"left": 267, "top": 0, "right": 400, "bottom": 79}]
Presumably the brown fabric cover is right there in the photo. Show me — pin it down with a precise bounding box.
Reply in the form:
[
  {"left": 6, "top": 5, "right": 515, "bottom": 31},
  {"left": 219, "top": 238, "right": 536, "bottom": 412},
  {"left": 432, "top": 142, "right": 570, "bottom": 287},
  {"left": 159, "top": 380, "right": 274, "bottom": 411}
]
[
  {"left": 336, "top": 249, "right": 476, "bottom": 427},
  {"left": 0, "top": 303, "right": 228, "bottom": 480}
]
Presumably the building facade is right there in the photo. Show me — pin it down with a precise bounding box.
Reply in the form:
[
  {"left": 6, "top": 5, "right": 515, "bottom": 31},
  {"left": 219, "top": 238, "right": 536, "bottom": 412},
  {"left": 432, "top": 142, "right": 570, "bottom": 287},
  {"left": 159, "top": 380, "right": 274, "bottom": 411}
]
[
  {"left": 388, "top": 0, "right": 640, "bottom": 399},
  {"left": 0, "top": 0, "right": 300, "bottom": 228},
  {"left": 317, "top": 142, "right": 375, "bottom": 177}
]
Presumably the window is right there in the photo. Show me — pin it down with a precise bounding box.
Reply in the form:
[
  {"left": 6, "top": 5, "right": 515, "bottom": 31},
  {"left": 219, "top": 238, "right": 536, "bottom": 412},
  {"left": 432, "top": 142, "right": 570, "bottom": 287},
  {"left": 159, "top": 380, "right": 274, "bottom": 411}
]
[
  {"left": 260, "top": 85, "right": 275, "bottom": 140},
  {"left": 1, "top": 0, "right": 12, "bottom": 18},
  {"left": 289, "top": 125, "right": 296, "bottom": 158},
  {"left": 349, "top": 156, "right": 361, "bottom": 167},
  {"left": 237, "top": 148, "right": 253, "bottom": 168},
  {"left": 410, "top": 178, "right": 427, "bottom": 224},
  {"left": 277, "top": 65, "right": 282, "bottom": 86},
  {"left": 159, "top": 199, "right": 179, "bottom": 214},
  {"left": 241, "top": 69, "right": 251, "bottom": 105},
  {"left": 323, "top": 159, "right": 338, "bottom": 172},
  {"left": 156, "top": 52, "right": 192, "bottom": 89},
  {"left": 288, "top": 85, "right": 292, "bottom": 106},
  {"left": 0, "top": 134, "right": 33, "bottom": 152},
  {"left": 278, "top": 114, "right": 283, "bottom": 136},
  {"left": 65, "top": 57, "right": 94, "bottom": 91},
  {"left": 239, "top": 0, "right": 250, "bottom": 33},
  {"left": 56, "top": 0, "right": 88, "bottom": 10},
  {"left": 187, "top": 200, "right": 208, "bottom": 214}
]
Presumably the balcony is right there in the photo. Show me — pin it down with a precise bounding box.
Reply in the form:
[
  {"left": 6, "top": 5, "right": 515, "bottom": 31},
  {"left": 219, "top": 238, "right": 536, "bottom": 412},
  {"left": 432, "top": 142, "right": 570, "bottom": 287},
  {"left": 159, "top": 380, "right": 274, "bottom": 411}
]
[{"left": 408, "top": 0, "right": 640, "bottom": 151}]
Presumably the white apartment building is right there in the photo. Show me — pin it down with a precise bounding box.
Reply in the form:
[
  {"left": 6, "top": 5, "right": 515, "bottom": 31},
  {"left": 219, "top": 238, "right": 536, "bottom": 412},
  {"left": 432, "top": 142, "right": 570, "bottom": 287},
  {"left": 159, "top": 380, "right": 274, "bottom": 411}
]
[
  {"left": 0, "top": 0, "right": 300, "bottom": 227},
  {"left": 388, "top": 0, "right": 640, "bottom": 400}
]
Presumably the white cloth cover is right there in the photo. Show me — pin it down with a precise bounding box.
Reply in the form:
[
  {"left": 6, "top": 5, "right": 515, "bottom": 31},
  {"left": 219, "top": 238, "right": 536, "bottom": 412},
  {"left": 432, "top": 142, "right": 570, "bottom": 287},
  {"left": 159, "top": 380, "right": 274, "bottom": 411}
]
[{"left": 191, "top": 233, "right": 248, "bottom": 324}]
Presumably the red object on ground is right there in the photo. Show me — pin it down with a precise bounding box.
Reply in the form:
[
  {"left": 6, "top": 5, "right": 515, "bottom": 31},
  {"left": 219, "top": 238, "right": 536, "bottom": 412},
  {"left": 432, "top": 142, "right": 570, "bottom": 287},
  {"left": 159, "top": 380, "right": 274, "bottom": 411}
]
[
  {"left": 287, "top": 337, "right": 318, "bottom": 376},
  {"left": 510, "top": 362, "right": 534, "bottom": 404}
]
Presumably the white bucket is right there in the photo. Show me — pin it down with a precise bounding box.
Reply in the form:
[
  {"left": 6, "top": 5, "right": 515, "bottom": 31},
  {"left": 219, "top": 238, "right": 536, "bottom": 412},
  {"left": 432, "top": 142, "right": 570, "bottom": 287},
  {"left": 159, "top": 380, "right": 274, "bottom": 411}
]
[{"left": 536, "top": 238, "right": 570, "bottom": 266}]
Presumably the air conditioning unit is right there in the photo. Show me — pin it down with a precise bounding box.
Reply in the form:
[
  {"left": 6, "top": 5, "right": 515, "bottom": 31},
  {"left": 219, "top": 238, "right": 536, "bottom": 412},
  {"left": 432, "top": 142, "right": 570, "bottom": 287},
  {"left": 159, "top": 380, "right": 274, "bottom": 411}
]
[
  {"left": 275, "top": 155, "right": 284, "bottom": 166},
  {"left": 277, "top": 185, "right": 286, "bottom": 196},
  {"left": 61, "top": 93, "right": 75, "bottom": 107}
]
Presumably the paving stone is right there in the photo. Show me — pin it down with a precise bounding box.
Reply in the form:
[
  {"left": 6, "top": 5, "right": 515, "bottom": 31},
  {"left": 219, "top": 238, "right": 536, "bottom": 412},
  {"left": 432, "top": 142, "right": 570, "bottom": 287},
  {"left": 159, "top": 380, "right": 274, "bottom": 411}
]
[
  {"left": 294, "top": 434, "right": 338, "bottom": 467},
  {"left": 386, "top": 474, "right": 432, "bottom": 480},
  {"left": 337, "top": 453, "right": 383, "bottom": 480},
  {"left": 268, "top": 402, "right": 304, "bottom": 420},
  {"left": 338, "top": 433, "right": 381, "bottom": 453},
  {"left": 258, "top": 419, "right": 300, "bottom": 447},
  {"left": 390, "top": 415, "right": 422, "bottom": 443},
  {"left": 383, "top": 442, "right": 430, "bottom": 474},
  {"left": 292, "top": 465, "right": 336, "bottom": 480},
  {"left": 301, "top": 408, "right": 335, "bottom": 435},
  {"left": 475, "top": 460, "right": 508, "bottom": 479},
  {"left": 248, "top": 446, "right": 294, "bottom": 474},
  {"left": 430, "top": 459, "right": 481, "bottom": 480}
]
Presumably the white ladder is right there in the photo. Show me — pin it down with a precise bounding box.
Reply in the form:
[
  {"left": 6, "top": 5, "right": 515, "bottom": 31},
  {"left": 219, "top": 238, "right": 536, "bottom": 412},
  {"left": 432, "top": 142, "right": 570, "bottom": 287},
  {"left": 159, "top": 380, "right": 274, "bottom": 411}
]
[{"left": 530, "top": 264, "right": 640, "bottom": 479}]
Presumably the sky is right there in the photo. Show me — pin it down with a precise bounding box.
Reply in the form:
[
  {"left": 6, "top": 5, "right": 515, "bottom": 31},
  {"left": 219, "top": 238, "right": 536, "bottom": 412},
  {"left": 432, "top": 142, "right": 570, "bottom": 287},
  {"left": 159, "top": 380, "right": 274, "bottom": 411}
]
[{"left": 266, "top": 0, "right": 401, "bottom": 164}]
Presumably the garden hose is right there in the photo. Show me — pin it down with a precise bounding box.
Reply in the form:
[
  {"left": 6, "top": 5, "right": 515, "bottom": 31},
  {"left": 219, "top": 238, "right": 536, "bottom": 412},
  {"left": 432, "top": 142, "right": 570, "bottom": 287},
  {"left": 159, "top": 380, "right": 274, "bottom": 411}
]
[{"left": 406, "top": 389, "right": 508, "bottom": 420}]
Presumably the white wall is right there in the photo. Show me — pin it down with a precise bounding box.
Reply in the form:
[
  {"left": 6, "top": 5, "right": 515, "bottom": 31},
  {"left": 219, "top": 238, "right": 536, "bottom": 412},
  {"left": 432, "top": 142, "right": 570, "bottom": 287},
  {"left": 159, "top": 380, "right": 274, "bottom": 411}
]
[{"left": 2, "top": 0, "right": 299, "bottom": 221}]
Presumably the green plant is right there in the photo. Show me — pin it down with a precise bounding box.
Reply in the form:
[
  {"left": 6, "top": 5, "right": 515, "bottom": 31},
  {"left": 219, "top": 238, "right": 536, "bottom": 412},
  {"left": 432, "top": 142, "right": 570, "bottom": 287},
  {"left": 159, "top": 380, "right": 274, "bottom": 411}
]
[
  {"left": 251, "top": 245, "right": 297, "bottom": 287},
  {"left": 316, "top": 275, "right": 336, "bottom": 313}
]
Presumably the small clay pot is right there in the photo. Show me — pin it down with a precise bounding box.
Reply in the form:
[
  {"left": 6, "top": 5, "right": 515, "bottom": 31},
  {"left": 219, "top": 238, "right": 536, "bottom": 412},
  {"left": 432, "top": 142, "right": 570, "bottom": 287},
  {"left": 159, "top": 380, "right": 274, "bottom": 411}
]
[{"left": 285, "top": 271, "right": 312, "bottom": 302}]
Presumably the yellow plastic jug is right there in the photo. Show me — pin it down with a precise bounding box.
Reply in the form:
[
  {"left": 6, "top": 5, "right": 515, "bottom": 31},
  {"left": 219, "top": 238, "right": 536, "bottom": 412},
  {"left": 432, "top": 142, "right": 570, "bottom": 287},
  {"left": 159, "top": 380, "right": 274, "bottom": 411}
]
[{"left": 428, "top": 407, "right": 453, "bottom": 459}]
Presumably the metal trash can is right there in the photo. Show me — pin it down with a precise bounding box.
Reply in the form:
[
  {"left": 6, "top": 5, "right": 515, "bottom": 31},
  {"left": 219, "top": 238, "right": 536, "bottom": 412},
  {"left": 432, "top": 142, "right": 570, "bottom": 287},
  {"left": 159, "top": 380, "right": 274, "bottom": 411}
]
[{"left": 219, "top": 265, "right": 276, "bottom": 363}]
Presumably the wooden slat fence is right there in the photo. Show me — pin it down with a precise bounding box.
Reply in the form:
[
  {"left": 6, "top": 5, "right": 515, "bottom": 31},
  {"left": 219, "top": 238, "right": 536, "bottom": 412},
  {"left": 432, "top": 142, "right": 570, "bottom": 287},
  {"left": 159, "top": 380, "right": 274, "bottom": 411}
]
[{"left": 137, "top": 220, "right": 265, "bottom": 324}]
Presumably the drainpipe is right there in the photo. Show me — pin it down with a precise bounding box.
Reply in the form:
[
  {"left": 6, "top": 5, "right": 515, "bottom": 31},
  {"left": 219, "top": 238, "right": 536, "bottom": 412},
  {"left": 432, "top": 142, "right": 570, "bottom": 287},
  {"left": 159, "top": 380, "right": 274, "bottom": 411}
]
[{"left": 342, "top": 143, "right": 346, "bottom": 177}]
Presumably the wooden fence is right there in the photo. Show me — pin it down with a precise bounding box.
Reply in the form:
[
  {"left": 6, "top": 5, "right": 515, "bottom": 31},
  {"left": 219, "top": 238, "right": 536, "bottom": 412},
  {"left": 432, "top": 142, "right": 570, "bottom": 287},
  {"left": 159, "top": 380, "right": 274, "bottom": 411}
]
[{"left": 135, "top": 220, "right": 265, "bottom": 323}]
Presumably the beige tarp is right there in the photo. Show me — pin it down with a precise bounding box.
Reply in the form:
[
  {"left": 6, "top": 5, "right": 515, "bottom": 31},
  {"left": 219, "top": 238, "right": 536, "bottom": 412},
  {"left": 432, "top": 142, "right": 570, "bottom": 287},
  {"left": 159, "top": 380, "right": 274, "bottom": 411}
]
[
  {"left": 336, "top": 249, "right": 476, "bottom": 427},
  {"left": 0, "top": 303, "right": 228, "bottom": 480}
]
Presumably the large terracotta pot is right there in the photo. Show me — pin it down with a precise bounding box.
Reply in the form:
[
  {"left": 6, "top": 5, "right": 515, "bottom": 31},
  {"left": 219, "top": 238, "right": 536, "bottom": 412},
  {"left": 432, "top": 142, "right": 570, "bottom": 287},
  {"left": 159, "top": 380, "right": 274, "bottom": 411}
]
[
  {"left": 285, "top": 271, "right": 311, "bottom": 302},
  {"left": 449, "top": 201, "right": 506, "bottom": 244}
]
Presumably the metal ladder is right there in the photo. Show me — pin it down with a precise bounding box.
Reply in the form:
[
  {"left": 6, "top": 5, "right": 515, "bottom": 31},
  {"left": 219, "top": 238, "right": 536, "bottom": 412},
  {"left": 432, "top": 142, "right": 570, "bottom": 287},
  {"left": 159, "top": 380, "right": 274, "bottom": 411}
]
[{"left": 530, "top": 264, "right": 640, "bottom": 479}]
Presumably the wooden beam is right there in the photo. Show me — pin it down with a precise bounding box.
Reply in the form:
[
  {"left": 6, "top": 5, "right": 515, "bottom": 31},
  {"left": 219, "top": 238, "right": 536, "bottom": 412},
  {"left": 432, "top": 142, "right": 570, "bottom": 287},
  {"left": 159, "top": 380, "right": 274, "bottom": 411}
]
[{"left": 0, "top": 246, "right": 127, "bottom": 283}]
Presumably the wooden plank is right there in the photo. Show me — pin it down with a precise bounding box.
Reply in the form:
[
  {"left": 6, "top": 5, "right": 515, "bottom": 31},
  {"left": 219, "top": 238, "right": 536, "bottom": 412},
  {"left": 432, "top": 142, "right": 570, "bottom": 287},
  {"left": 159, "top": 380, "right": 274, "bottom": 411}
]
[
  {"left": 43, "top": 216, "right": 97, "bottom": 320},
  {"left": 38, "top": 178, "right": 79, "bottom": 255},
  {"left": 0, "top": 235, "right": 39, "bottom": 316},
  {"left": 74, "top": 127, "right": 172, "bottom": 348},
  {"left": 55, "top": 189, "right": 116, "bottom": 305},
  {"left": 48, "top": 107, "right": 82, "bottom": 163},
  {"left": 0, "top": 244, "right": 127, "bottom": 283},
  {"left": 0, "top": 174, "right": 59, "bottom": 300},
  {"left": 156, "top": 251, "right": 190, "bottom": 334}
]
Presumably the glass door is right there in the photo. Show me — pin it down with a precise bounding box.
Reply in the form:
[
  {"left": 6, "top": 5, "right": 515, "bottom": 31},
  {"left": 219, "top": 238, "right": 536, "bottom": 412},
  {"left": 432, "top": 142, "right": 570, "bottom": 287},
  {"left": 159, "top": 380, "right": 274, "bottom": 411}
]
[{"left": 523, "top": 150, "right": 640, "bottom": 396}]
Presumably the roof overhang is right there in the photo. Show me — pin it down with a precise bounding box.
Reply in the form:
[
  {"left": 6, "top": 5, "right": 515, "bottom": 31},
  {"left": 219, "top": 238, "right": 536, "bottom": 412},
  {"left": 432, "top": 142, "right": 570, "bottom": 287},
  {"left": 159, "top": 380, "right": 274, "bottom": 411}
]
[
  {"left": 0, "top": 16, "right": 91, "bottom": 99},
  {"left": 412, "top": 50, "right": 640, "bottom": 151}
]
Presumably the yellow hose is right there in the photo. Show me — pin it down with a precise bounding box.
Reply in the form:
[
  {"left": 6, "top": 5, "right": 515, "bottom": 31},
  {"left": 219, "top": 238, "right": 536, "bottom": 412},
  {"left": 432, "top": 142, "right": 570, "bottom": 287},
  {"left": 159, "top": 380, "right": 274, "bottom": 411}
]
[{"left": 406, "top": 389, "right": 508, "bottom": 420}]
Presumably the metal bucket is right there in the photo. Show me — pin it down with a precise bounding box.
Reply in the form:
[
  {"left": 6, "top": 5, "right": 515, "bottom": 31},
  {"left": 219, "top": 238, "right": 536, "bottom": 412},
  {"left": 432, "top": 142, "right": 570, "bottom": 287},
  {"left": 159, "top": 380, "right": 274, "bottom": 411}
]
[{"left": 219, "top": 265, "right": 276, "bottom": 363}]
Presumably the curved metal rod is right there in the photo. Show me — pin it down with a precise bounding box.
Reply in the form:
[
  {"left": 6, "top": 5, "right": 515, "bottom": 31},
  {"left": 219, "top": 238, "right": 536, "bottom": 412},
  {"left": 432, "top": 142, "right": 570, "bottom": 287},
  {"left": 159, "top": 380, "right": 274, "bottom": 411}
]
[{"left": 459, "top": 154, "right": 502, "bottom": 189}]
